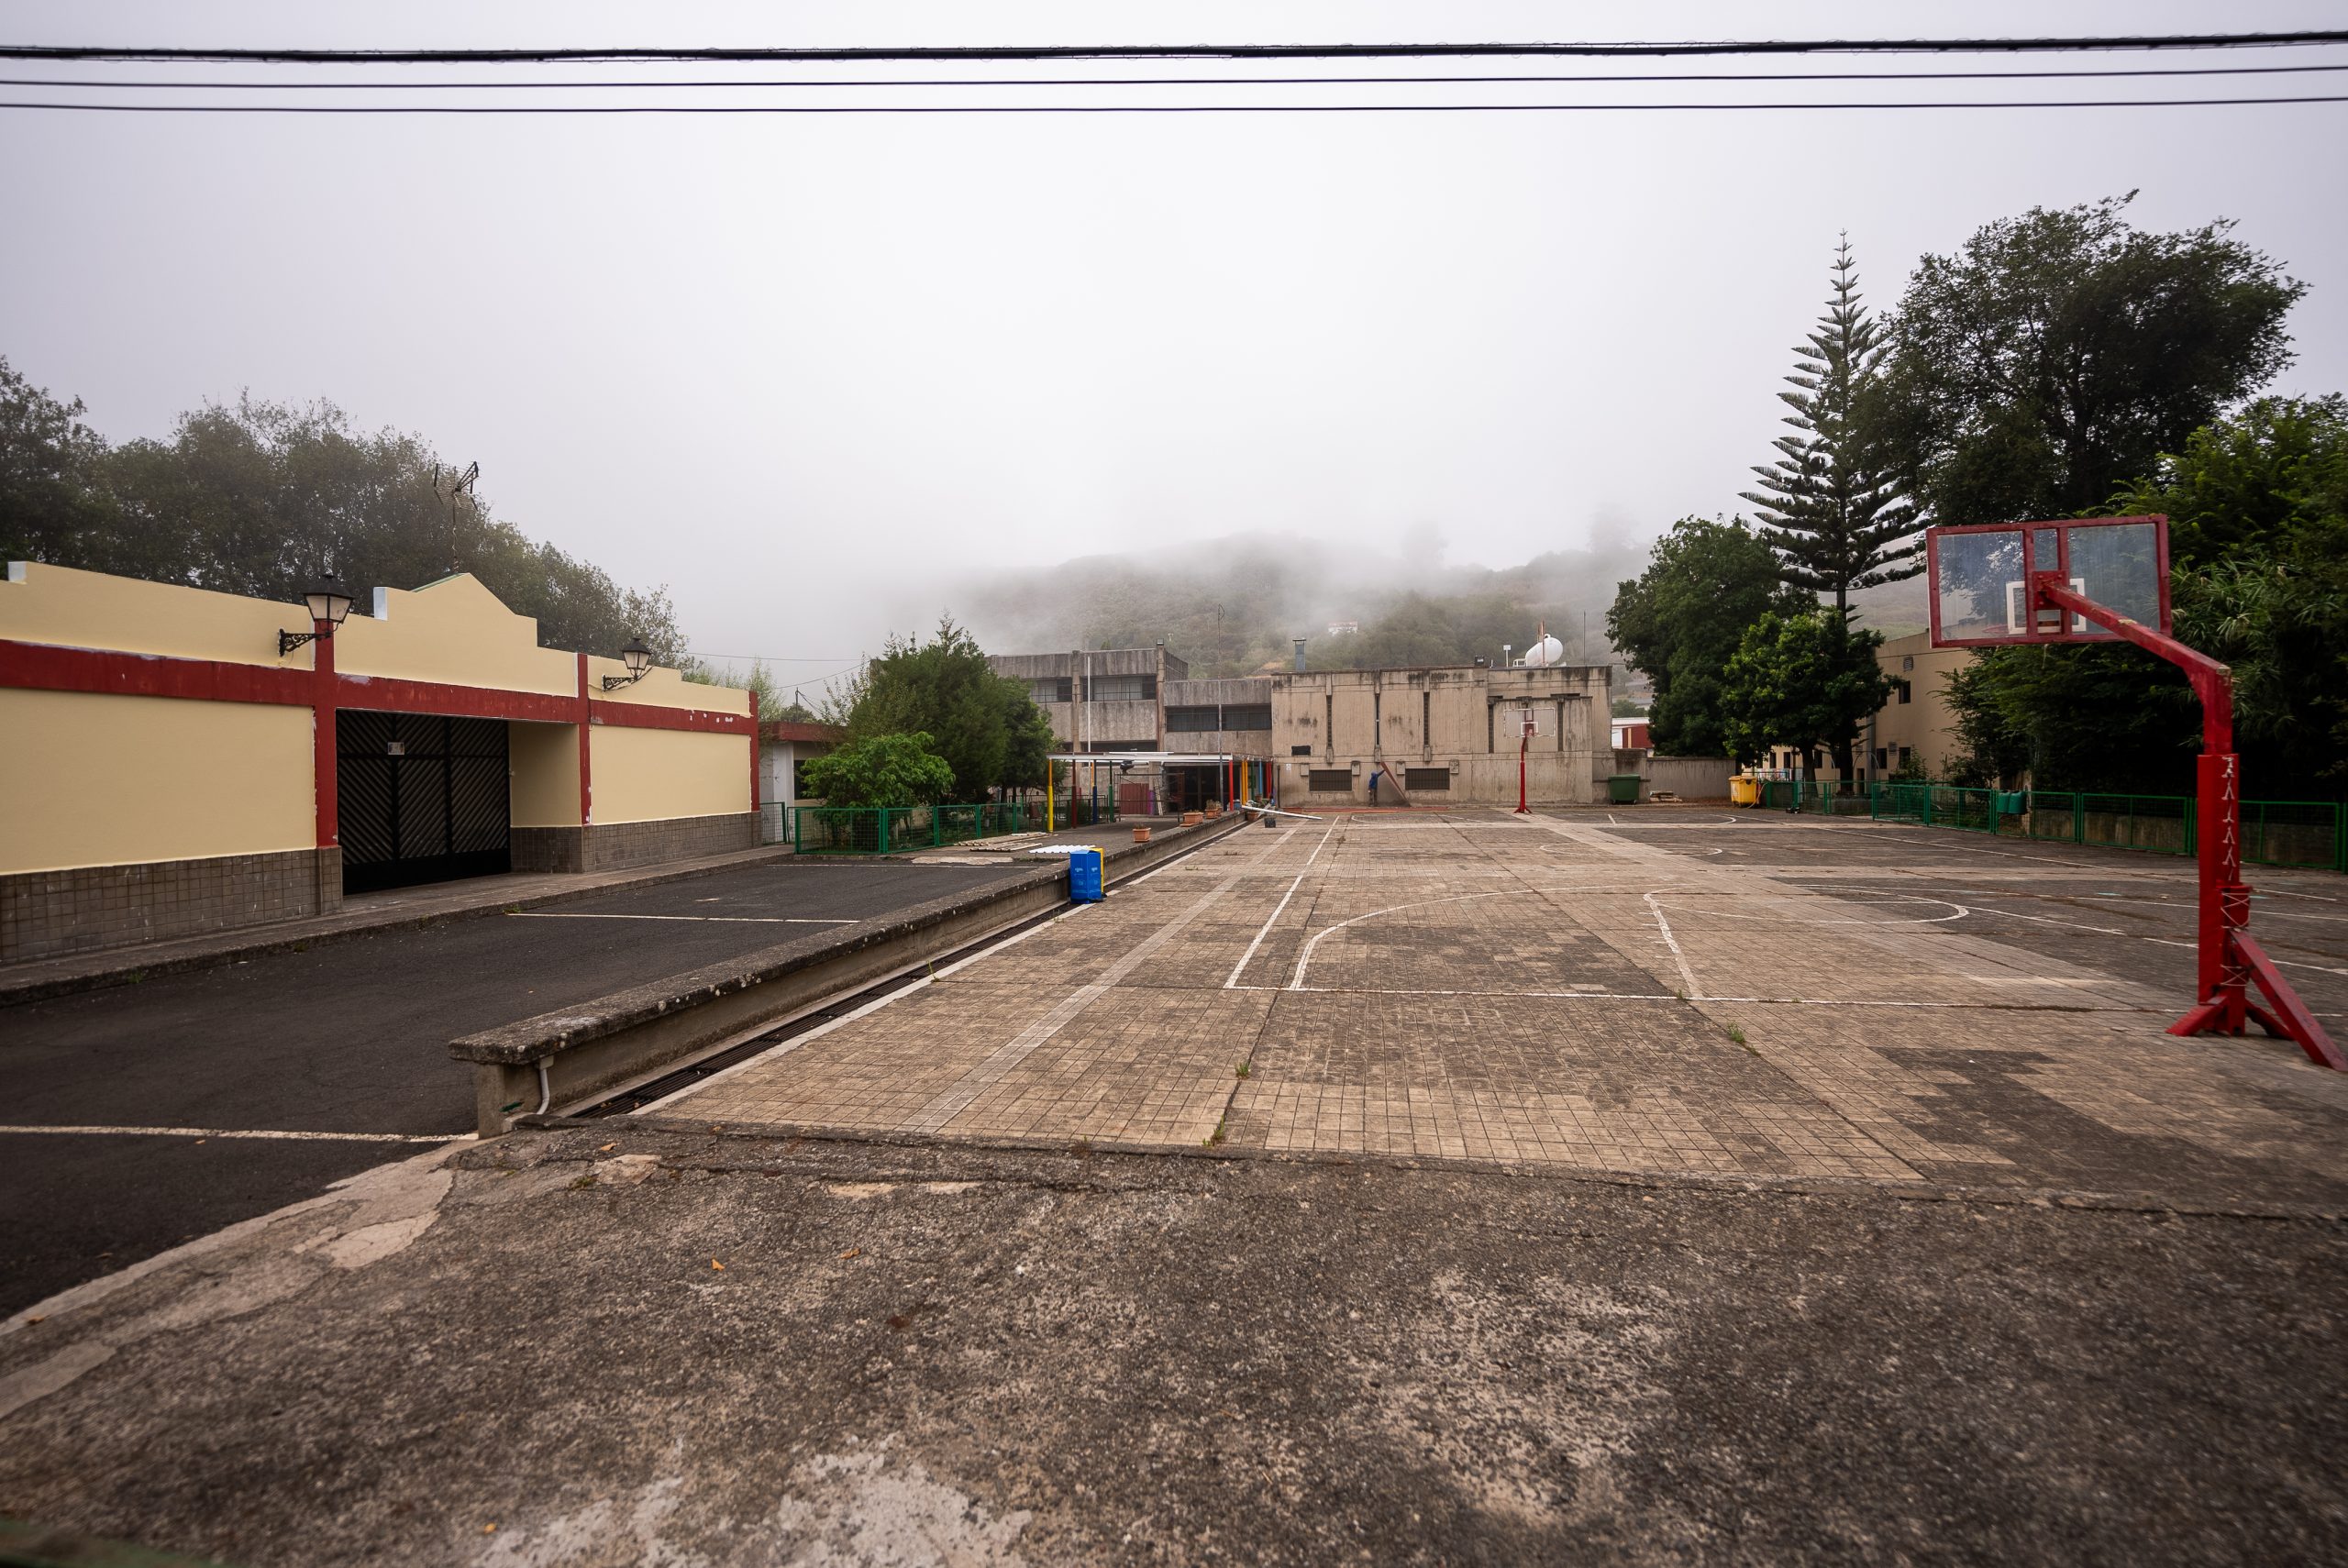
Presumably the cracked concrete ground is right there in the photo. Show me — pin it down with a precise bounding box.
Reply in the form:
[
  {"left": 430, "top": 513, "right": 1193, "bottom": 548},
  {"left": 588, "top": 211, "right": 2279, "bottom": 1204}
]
[
  {"left": 1, "top": 1128, "right": 2342, "bottom": 1566},
  {"left": 5, "top": 808, "right": 2344, "bottom": 1564}
]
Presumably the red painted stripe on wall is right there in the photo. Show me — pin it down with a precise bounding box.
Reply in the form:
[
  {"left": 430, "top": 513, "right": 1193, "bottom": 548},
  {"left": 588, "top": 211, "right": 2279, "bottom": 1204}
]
[
  {"left": 0, "top": 638, "right": 311, "bottom": 706},
  {"left": 1, "top": 638, "right": 753, "bottom": 735}
]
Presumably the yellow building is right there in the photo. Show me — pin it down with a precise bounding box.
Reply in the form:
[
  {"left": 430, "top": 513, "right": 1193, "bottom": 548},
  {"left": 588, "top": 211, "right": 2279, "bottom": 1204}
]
[{"left": 1, "top": 561, "right": 758, "bottom": 961}]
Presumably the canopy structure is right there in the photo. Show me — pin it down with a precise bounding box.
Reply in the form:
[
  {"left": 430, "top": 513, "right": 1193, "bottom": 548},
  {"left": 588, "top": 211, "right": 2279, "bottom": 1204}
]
[{"left": 1047, "top": 752, "right": 1236, "bottom": 765}]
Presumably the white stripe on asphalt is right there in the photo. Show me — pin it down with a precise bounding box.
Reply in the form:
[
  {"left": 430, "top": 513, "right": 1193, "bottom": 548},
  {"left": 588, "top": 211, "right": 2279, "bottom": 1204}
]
[
  {"left": 504, "top": 911, "right": 858, "bottom": 925},
  {"left": 0, "top": 1125, "right": 465, "bottom": 1143}
]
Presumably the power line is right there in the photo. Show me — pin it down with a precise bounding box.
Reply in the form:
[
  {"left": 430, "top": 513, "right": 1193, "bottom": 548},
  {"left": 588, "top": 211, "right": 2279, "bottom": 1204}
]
[
  {"left": 6, "top": 94, "right": 2343, "bottom": 114},
  {"left": 5, "top": 32, "right": 2345, "bottom": 64},
  {"left": 8, "top": 61, "right": 2348, "bottom": 90}
]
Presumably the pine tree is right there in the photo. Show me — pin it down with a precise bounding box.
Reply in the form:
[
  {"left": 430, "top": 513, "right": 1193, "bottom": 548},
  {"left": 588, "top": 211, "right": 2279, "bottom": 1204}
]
[{"left": 1740, "top": 237, "right": 1920, "bottom": 622}]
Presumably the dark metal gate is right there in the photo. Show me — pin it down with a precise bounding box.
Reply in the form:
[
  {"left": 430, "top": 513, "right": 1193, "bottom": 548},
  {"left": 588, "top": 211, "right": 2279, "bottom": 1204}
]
[{"left": 338, "top": 711, "right": 511, "bottom": 894}]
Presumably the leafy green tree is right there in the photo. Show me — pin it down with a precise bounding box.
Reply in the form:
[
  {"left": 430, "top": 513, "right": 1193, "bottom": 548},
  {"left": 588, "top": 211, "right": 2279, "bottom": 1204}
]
[
  {"left": 797, "top": 732, "right": 956, "bottom": 808},
  {"left": 847, "top": 616, "right": 1052, "bottom": 798},
  {"left": 1719, "top": 611, "right": 1896, "bottom": 773},
  {"left": 5, "top": 370, "right": 689, "bottom": 664},
  {"left": 1867, "top": 194, "right": 2305, "bottom": 527},
  {"left": 1607, "top": 517, "right": 1808, "bottom": 756},
  {"left": 1741, "top": 237, "right": 1919, "bottom": 627},
  {"left": 0, "top": 356, "right": 121, "bottom": 573}
]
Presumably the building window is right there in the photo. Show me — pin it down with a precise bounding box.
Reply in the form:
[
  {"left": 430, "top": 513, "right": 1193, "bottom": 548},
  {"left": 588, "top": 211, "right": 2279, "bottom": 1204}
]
[
  {"left": 1032, "top": 678, "right": 1071, "bottom": 704},
  {"left": 1290, "top": 745, "right": 1313, "bottom": 756},
  {"left": 1084, "top": 739, "right": 1153, "bottom": 753},
  {"left": 1403, "top": 767, "right": 1450, "bottom": 791},
  {"left": 1895, "top": 679, "right": 1912, "bottom": 705},
  {"left": 1307, "top": 768, "right": 1353, "bottom": 792},
  {"left": 1087, "top": 674, "right": 1154, "bottom": 702},
  {"left": 1873, "top": 748, "right": 1888, "bottom": 770},
  {"left": 1222, "top": 704, "right": 1271, "bottom": 731},
  {"left": 793, "top": 758, "right": 815, "bottom": 798},
  {"left": 1165, "top": 705, "right": 1219, "bottom": 733}
]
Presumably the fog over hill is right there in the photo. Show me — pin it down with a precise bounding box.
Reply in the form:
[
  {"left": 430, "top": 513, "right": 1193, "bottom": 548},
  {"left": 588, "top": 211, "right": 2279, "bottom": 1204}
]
[{"left": 953, "top": 527, "right": 1927, "bottom": 679}]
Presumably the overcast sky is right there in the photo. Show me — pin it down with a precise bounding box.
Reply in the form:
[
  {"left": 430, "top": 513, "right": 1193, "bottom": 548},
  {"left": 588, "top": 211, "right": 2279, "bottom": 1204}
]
[{"left": 5, "top": 1, "right": 2344, "bottom": 686}]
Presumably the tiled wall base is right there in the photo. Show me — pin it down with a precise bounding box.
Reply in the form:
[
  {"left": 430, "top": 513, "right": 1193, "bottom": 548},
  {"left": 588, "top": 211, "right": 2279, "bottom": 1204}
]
[
  {"left": 1, "top": 847, "right": 341, "bottom": 963},
  {"left": 509, "top": 827, "right": 585, "bottom": 875},
  {"left": 511, "top": 814, "right": 759, "bottom": 876},
  {"left": 581, "top": 812, "right": 759, "bottom": 872}
]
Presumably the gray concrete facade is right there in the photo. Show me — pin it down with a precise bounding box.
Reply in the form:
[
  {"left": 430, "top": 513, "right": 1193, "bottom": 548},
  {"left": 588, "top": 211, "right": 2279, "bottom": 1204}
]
[{"left": 1269, "top": 663, "right": 1611, "bottom": 806}]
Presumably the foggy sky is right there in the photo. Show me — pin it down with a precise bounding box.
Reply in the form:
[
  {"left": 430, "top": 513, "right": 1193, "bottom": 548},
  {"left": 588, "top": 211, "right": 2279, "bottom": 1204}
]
[{"left": 5, "top": 0, "right": 2345, "bottom": 694}]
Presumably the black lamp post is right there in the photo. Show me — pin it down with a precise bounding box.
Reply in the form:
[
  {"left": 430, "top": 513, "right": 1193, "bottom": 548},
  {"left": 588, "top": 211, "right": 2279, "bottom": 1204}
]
[
  {"left": 602, "top": 635, "right": 655, "bottom": 691},
  {"left": 278, "top": 575, "right": 353, "bottom": 657}
]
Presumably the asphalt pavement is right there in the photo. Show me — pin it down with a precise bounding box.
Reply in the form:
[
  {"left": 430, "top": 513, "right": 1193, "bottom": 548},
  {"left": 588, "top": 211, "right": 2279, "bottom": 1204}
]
[{"left": 0, "top": 857, "right": 1033, "bottom": 1317}]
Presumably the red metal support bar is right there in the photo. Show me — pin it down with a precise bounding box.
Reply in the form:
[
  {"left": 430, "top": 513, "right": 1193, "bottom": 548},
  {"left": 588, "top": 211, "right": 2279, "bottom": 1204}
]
[
  {"left": 312, "top": 620, "right": 337, "bottom": 850},
  {"left": 2035, "top": 576, "right": 2340, "bottom": 1070}
]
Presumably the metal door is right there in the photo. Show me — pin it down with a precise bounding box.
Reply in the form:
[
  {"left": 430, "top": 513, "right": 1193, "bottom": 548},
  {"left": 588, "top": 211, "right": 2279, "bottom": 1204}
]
[{"left": 338, "top": 711, "right": 511, "bottom": 894}]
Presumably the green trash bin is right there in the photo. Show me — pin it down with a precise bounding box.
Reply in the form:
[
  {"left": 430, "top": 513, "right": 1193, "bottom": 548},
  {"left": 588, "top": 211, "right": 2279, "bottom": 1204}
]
[{"left": 1607, "top": 775, "right": 1643, "bottom": 805}]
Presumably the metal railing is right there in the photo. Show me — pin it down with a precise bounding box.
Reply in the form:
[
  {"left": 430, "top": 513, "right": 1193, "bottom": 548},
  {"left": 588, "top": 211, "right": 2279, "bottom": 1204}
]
[
  {"left": 789, "top": 798, "right": 1093, "bottom": 855},
  {"left": 1845, "top": 780, "right": 2342, "bottom": 872}
]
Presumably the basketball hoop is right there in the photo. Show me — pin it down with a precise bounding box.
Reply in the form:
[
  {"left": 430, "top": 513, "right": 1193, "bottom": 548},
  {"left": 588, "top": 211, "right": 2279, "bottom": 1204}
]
[{"left": 1926, "top": 514, "right": 2338, "bottom": 1070}]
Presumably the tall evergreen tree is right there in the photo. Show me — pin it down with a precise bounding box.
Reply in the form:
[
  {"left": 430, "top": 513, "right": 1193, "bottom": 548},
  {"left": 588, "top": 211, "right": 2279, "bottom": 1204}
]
[{"left": 1741, "top": 237, "right": 1920, "bottom": 619}]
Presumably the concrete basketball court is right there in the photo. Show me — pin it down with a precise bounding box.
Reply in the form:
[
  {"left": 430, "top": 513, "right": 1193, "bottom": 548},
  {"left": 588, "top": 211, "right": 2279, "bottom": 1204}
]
[
  {"left": 663, "top": 806, "right": 2348, "bottom": 1209},
  {"left": 7, "top": 806, "right": 2346, "bottom": 1565}
]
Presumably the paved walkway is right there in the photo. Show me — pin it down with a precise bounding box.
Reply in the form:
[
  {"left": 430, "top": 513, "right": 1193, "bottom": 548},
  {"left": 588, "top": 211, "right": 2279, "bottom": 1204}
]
[{"left": 665, "top": 809, "right": 2348, "bottom": 1210}]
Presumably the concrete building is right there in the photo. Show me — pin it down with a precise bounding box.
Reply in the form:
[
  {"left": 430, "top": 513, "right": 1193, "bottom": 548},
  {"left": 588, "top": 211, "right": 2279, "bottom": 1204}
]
[
  {"left": 988, "top": 645, "right": 1187, "bottom": 754},
  {"left": 1270, "top": 662, "right": 1611, "bottom": 807},
  {"left": 2, "top": 561, "right": 759, "bottom": 961},
  {"left": 988, "top": 643, "right": 1611, "bottom": 809},
  {"left": 758, "top": 718, "right": 845, "bottom": 836}
]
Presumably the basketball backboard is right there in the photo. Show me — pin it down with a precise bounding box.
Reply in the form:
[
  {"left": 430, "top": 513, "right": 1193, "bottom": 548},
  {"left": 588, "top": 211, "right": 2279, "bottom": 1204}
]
[{"left": 1926, "top": 514, "right": 2171, "bottom": 647}]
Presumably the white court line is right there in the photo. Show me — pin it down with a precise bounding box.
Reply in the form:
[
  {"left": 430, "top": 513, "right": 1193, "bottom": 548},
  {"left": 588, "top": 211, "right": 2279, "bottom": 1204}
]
[
  {"left": 1641, "top": 892, "right": 1705, "bottom": 998},
  {"left": 1224, "top": 821, "right": 1340, "bottom": 988},
  {"left": 2143, "top": 936, "right": 2348, "bottom": 977},
  {"left": 1224, "top": 984, "right": 2143, "bottom": 1012},
  {"left": 0, "top": 1125, "right": 464, "bottom": 1143},
  {"left": 505, "top": 911, "right": 857, "bottom": 925},
  {"left": 636, "top": 823, "right": 1290, "bottom": 1117}
]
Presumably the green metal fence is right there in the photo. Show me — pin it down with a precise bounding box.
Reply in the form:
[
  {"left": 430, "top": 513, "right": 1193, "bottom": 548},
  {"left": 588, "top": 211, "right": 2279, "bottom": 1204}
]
[
  {"left": 789, "top": 798, "right": 1083, "bottom": 855},
  {"left": 1855, "top": 780, "right": 2343, "bottom": 872}
]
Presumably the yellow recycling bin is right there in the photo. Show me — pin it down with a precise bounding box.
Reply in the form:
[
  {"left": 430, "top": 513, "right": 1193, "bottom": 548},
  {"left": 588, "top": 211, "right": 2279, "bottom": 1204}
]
[{"left": 1729, "top": 775, "right": 1760, "bottom": 808}]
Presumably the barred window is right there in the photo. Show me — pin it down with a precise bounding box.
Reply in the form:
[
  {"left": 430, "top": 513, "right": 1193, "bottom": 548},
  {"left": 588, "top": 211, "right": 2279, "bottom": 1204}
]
[
  {"left": 1403, "top": 767, "right": 1451, "bottom": 791},
  {"left": 1222, "top": 704, "right": 1272, "bottom": 731},
  {"left": 1087, "top": 674, "right": 1155, "bottom": 702},
  {"left": 1307, "top": 769, "right": 1354, "bottom": 792},
  {"left": 1032, "top": 678, "right": 1072, "bottom": 704},
  {"left": 1165, "top": 706, "right": 1220, "bottom": 733}
]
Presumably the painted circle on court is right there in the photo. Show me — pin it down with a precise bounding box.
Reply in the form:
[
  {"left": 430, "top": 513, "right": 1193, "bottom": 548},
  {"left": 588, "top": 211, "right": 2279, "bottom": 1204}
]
[{"left": 1652, "top": 885, "right": 1968, "bottom": 926}]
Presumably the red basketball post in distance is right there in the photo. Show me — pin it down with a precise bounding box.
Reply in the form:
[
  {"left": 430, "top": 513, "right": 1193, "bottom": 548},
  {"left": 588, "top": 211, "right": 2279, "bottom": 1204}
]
[
  {"left": 1515, "top": 715, "right": 1533, "bottom": 815},
  {"left": 1929, "top": 516, "right": 2339, "bottom": 1070}
]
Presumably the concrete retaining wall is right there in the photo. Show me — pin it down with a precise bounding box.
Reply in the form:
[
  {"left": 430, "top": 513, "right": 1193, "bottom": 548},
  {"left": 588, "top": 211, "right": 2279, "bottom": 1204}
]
[
  {"left": 450, "top": 818, "right": 1246, "bottom": 1135},
  {"left": 1647, "top": 755, "right": 1734, "bottom": 801}
]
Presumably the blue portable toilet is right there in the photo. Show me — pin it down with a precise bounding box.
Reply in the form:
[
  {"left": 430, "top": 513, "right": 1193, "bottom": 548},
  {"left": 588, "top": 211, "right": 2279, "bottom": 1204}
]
[{"left": 1067, "top": 847, "right": 1105, "bottom": 903}]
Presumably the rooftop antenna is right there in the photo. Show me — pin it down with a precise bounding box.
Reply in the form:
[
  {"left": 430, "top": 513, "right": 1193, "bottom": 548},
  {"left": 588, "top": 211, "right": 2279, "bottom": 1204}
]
[{"left": 430, "top": 460, "right": 481, "bottom": 574}]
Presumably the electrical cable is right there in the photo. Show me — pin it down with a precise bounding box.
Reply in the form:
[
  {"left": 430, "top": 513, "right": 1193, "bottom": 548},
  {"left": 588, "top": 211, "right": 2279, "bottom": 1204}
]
[
  {"left": 7, "top": 61, "right": 2347, "bottom": 90},
  {"left": 5, "top": 32, "right": 2346, "bottom": 64},
  {"left": 6, "top": 94, "right": 2342, "bottom": 114}
]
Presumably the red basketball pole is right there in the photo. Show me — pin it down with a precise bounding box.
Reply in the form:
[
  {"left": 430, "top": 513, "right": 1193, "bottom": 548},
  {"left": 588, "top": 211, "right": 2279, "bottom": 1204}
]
[
  {"left": 2034, "top": 575, "right": 2341, "bottom": 1069},
  {"left": 1515, "top": 728, "right": 1530, "bottom": 815}
]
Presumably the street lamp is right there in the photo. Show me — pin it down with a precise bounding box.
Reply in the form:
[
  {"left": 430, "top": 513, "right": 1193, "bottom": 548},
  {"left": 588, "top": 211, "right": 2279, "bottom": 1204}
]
[
  {"left": 602, "top": 635, "right": 655, "bottom": 691},
  {"left": 277, "top": 575, "right": 353, "bottom": 657}
]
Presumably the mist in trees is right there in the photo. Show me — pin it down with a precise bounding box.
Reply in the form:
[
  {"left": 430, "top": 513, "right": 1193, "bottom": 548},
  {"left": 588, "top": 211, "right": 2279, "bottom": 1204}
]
[{"left": 0, "top": 358, "right": 689, "bottom": 664}]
